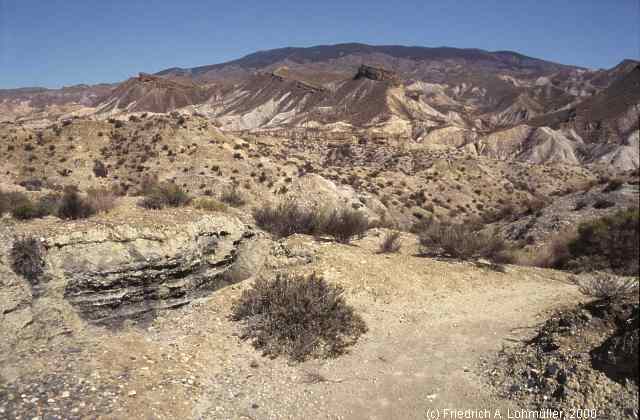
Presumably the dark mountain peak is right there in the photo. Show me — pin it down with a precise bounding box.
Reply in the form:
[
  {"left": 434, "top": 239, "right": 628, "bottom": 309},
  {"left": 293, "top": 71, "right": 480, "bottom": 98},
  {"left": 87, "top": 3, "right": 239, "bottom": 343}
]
[{"left": 156, "top": 43, "right": 577, "bottom": 79}]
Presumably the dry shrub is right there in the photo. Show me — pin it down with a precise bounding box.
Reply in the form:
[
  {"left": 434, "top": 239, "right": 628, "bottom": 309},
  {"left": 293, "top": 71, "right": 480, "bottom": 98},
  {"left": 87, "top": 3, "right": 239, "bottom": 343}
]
[
  {"left": 139, "top": 182, "right": 191, "bottom": 209},
  {"left": 220, "top": 186, "right": 246, "bottom": 207},
  {"left": 193, "top": 197, "right": 227, "bottom": 212},
  {"left": 254, "top": 201, "right": 369, "bottom": 244},
  {"left": 378, "top": 231, "right": 401, "bottom": 253},
  {"left": 518, "top": 229, "right": 575, "bottom": 268},
  {"left": 602, "top": 179, "right": 624, "bottom": 193},
  {"left": 565, "top": 208, "right": 639, "bottom": 275},
  {"left": 230, "top": 272, "right": 367, "bottom": 361},
  {"left": 1, "top": 190, "right": 29, "bottom": 215},
  {"left": 410, "top": 217, "right": 435, "bottom": 234},
  {"left": 418, "top": 221, "right": 511, "bottom": 263},
  {"left": 573, "top": 272, "right": 639, "bottom": 302},
  {"left": 86, "top": 187, "right": 118, "bottom": 214},
  {"left": 93, "top": 160, "right": 108, "bottom": 178},
  {"left": 5, "top": 192, "right": 59, "bottom": 220},
  {"left": 11, "top": 236, "right": 45, "bottom": 284},
  {"left": 57, "top": 187, "right": 96, "bottom": 220},
  {"left": 523, "top": 209, "right": 639, "bottom": 276},
  {"left": 523, "top": 197, "right": 548, "bottom": 216},
  {"left": 253, "top": 200, "right": 318, "bottom": 238},
  {"left": 319, "top": 207, "right": 369, "bottom": 244}
]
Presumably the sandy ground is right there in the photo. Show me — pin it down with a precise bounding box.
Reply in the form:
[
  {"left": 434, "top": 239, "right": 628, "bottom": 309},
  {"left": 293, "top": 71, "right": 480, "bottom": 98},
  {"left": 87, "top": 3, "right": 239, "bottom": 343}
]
[{"left": 0, "top": 233, "right": 582, "bottom": 420}]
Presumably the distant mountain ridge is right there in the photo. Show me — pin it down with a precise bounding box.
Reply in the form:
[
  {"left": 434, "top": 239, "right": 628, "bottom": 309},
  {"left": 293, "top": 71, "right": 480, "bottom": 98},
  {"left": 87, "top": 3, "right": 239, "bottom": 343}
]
[
  {"left": 1, "top": 43, "right": 638, "bottom": 170},
  {"left": 156, "top": 43, "right": 579, "bottom": 78}
]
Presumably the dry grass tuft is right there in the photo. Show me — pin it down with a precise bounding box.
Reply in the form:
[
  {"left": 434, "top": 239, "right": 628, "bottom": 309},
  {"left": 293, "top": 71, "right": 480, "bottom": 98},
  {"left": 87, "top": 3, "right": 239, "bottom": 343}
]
[
  {"left": 378, "top": 231, "right": 401, "bottom": 253},
  {"left": 86, "top": 187, "right": 118, "bottom": 214},
  {"left": 572, "top": 272, "right": 639, "bottom": 302}
]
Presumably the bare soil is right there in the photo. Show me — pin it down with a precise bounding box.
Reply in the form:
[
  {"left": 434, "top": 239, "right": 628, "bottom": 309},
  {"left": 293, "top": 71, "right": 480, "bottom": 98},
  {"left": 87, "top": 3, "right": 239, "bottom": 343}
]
[{"left": 1, "top": 232, "right": 588, "bottom": 419}]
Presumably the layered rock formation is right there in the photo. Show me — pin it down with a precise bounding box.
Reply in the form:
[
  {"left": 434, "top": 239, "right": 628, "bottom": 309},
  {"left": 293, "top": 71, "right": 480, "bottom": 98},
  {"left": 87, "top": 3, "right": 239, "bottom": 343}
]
[
  {"left": 0, "top": 213, "right": 253, "bottom": 353},
  {"left": 354, "top": 65, "right": 400, "bottom": 85},
  {"left": 95, "top": 73, "right": 212, "bottom": 114}
]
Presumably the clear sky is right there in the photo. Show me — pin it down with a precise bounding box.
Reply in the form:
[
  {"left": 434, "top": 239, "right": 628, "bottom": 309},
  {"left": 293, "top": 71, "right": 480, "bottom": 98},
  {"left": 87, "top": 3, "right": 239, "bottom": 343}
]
[{"left": 1, "top": 0, "right": 638, "bottom": 88}]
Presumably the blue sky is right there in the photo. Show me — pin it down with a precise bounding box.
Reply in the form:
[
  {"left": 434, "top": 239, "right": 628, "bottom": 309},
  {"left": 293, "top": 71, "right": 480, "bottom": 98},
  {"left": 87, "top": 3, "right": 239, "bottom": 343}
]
[{"left": 0, "top": 0, "right": 638, "bottom": 88}]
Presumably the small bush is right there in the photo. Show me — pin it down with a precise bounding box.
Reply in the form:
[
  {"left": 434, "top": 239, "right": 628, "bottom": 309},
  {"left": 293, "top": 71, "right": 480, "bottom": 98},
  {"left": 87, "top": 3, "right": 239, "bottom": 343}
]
[
  {"left": 193, "top": 197, "right": 227, "bottom": 212},
  {"left": 93, "top": 160, "right": 108, "bottom": 178},
  {"left": 220, "top": 186, "right": 246, "bottom": 207},
  {"left": 1, "top": 190, "right": 30, "bottom": 216},
  {"left": 410, "top": 217, "right": 434, "bottom": 234},
  {"left": 19, "top": 179, "right": 44, "bottom": 191},
  {"left": 86, "top": 187, "right": 118, "bottom": 213},
  {"left": 573, "top": 272, "right": 639, "bottom": 302},
  {"left": 593, "top": 198, "right": 615, "bottom": 209},
  {"left": 9, "top": 193, "right": 59, "bottom": 220},
  {"left": 254, "top": 201, "right": 319, "bottom": 238},
  {"left": 574, "top": 200, "right": 588, "bottom": 211},
  {"left": 519, "top": 230, "right": 574, "bottom": 268},
  {"left": 57, "top": 187, "right": 96, "bottom": 220},
  {"left": 11, "top": 236, "right": 45, "bottom": 284},
  {"left": 319, "top": 208, "right": 369, "bottom": 244},
  {"left": 418, "top": 222, "right": 510, "bottom": 262},
  {"left": 230, "top": 272, "right": 367, "bottom": 361},
  {"left": 602, "top": 179, "right": 624, "bottom": 193},
  {"left": 139, "top": 182, "right": 191, "bottom": 209},
  {"left": 378, "top": 231, "right": 401, "bottom": 253}
]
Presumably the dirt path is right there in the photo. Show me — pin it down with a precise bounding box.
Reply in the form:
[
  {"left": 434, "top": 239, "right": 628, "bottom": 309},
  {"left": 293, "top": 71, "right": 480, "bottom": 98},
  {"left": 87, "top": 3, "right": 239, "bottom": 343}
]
[{"left": 1, "top": 236, "right": 582, "bottom": 420}]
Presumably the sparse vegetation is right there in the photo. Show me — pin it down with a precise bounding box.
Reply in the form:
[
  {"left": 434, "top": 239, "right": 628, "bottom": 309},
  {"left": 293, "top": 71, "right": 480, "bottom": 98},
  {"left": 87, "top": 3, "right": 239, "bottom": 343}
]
[
  {"left": 378, "top": 231, "right": 401, "bottom": 253},
  {"left": 319, "top": 207, "right": 369, "bottom": 244},
  {"left": 139, "top": 182, "right": 191, "bottom": 209},
  {"left": 193, "top": 197, "right": 228, "bottom": 212},
  {"left": 93, "top": 160, "right": 108, "bottom": 178},
  {"left": 11, "top": 236, "right": 46, "bottom": 284},
  {"left": 602, "top": 179, "right": 624, "bottom": 193},
  {"left": 417, "top": 221, "right": 511, "bottom": 263},
  {"left": 253, "top": 200, "right": 319, "bottom": 238},
  {"left": 573, "top": 272, "right": 639, "bottom": 302},
  {"left": 7, "top": 192, "right": 58, "bottom": 220},
  {"left": 220, "top": 186, "right": 246, "bottom": 207},
  {"left": 57, "top": 187, "right": 96, "bottom": 220},
  {"left": 86, "top": 187, "right": 118, "bottom": 214},
  {"left": 230, "top": 272, "right": 367, "bottom": 361},
  {"left": 593, "top": 198, "right": 615, "bottom": 209},
  {"left": 562, "top": 208, "right": 639, "bottom": 275}
]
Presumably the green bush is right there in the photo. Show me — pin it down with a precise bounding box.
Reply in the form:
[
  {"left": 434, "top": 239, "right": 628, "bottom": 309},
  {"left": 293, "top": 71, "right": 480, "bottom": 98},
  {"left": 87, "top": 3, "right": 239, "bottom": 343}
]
[
  {"left": 8, "top": 193, "right": 59, "bottom": 220},
  {"left": 231, "top": 272, "right": 367, "bottom": 361},
  {"left": 564, "top": 209, "right": 639, "bottom": 275}
]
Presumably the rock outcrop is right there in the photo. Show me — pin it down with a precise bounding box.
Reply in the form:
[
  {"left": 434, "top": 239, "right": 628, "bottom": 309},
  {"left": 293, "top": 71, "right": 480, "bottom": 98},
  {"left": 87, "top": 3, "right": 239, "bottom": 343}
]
[
  {"left": 0, "top": 213, "right": 253, "bottom": 353},
  {"left": 285, "top": 174, "right": 389, "bottom": 224},
  {"left": 354, "top": 64, "right": 400, "bottom": 85}
]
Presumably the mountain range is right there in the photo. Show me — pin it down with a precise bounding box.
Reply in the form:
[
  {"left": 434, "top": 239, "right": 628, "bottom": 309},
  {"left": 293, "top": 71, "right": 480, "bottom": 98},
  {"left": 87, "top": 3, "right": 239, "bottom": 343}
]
[{"left": 1, "top": 43, "right": 638, "bottom": 170}]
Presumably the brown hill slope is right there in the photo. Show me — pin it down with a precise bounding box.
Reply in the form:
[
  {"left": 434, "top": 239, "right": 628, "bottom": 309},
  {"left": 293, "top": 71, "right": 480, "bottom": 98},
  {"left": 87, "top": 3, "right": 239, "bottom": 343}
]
[{"left": 95, "top": 73, "right": 212, "bottom": 114}]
